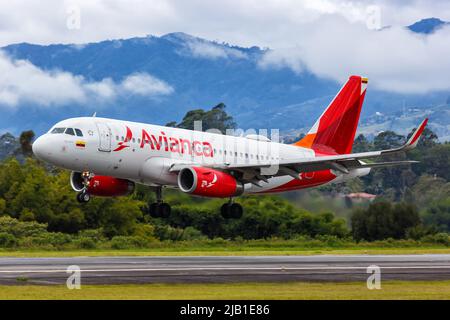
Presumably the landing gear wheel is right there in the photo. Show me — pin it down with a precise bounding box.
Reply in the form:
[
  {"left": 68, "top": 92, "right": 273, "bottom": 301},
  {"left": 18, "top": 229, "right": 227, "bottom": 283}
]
[
  {"left": 147, "top": 186, "right": 171, "bottom": 218},
  {"left": 159, "top": 203, "right": 171, "bottom": 218},
  {"left": 229, "top": 203, "right": 243, "bottom": 219},
  {"left": 148, "top": 202, "right": 171, "bottom": 218},
  {"left": 221, "top": 202, "right": 243, "bottom": 219},
  {"left": 221, "top": 203, "right": 231, "bottom": 219},
  {"left": 76, "top": 191, "right": 90, "bottom": 203},
  {"left": 149, "top": 203, "right": 161, "bottom": 218}
]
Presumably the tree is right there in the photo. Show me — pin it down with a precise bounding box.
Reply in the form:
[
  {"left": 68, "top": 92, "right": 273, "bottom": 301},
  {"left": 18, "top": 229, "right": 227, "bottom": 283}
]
[
  {"left": 410, "top": 175, "right": 450, "bottom": 208},
  {"left": 423, "top": 199, "right": 450, "bottom": 232},
  {"left": 373, "top": 131, "right": 404, "bottom": 150},
  {"left": 18, "top": 130, "right": 35, "bottom": 157},
  {"left": 168, "top": 103, "right": 236, "bottom": 133},
  {"left": 100, "top": 198, "right": 143, "bottom": 237},
  {"left": 351, "top": 201, "right": 420, "bottom": 241},
  {"left": 419, "top": 144, "right": 450, "bottom": 180},
  {"left": 352, "top": 134, "right": 372, "bottom": 152}
]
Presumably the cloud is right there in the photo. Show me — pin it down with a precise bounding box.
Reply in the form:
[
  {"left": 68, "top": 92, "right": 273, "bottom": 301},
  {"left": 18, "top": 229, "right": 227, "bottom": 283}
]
[
  {"left": 259, "top": 17, "right": 450, "bottom": 94},
  {"left": 0, "top": 52, "right": 173, "bottom": 108},
  {"left": 182, "top": 39, "right": 247, "bottom": 60},
  {"left": 121, "top": 73, "right": 174, "bottom": 96},
  {"left": 1, "top": 1, "right": 450, "bottom": 94},
  {"left": 0, "top": 52, "right": 87, "bottom": 107}
]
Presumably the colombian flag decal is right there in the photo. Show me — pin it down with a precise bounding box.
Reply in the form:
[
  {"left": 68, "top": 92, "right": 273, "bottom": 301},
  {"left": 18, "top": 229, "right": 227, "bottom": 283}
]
[{"left": 75, "top": 141, "right": 86, "bottom": 148}]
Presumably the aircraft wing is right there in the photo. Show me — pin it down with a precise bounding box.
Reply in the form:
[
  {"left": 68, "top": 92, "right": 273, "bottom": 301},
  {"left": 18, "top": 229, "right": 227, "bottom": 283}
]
[{"left": 170, "top": 119, "right": 427, "bottom": 181}]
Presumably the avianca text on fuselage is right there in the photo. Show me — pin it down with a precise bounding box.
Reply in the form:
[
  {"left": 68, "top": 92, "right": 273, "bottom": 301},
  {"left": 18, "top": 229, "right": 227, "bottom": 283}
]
[{"left": 115, "top": 126, "right": 214, "bottom": 158}]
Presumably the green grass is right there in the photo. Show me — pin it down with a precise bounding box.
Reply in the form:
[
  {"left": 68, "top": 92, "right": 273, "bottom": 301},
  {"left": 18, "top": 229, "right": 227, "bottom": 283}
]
[
  {"left": 0, "top": 247, "right": 449, "bottom": 257},
  {"left": 1, "top": 281, "right": 450, "bottom": 299}
]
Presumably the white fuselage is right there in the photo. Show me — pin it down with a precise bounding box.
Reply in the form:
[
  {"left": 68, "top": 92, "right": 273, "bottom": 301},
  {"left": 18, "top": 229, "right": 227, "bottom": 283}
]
[{"left": 32, "top": 117, "right": 369, "bottom": 194}]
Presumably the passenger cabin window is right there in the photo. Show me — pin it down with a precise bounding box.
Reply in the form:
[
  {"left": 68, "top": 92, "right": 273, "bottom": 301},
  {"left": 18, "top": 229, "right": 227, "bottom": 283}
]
[
  {"left": 65, "top": 128, "right": 75, "bottom": 136},
  {"left": 51, "top": 128, "right": 65, "bottom": 134}
]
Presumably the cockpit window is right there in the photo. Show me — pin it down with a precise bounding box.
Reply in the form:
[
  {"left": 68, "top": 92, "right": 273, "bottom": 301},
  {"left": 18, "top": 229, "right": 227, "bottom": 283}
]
[
  {"left": 75, "top": 129, "right": 83, "bottom": 137},
  {"left": 65, "top": 128, "right": 75, "bottom": 136},
  {"left": 51, "top": 128, "right": 66, "bottom": 134}
]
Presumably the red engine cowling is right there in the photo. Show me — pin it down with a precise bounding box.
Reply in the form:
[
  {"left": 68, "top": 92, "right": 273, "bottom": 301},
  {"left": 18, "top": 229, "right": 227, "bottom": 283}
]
[
  {"left": 70, "top": 172, "right": 135, "bottom": 197},
  {"left": 177, "top": 167, "right": 244, "bottom": 198}
]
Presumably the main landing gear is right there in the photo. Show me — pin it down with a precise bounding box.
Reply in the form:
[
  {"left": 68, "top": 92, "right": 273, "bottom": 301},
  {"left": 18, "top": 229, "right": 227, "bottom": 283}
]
[
  {"left": 148, "top": 186, "right": 171, "bottom": 218},
  {"left": 220, "top": 199, "right": 243, "bottom": 219}
]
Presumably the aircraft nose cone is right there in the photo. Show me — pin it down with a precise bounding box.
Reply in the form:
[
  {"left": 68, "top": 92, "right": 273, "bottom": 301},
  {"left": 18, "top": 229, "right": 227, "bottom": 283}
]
[{"left": 32, "top": 135, "right": 52, "bottom": 161}]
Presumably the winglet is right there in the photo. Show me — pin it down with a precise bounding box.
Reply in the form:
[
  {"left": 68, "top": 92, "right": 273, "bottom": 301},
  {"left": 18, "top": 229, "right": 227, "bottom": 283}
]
[{"left": 404, "top": 118, "right": 428, "bottom": 150}]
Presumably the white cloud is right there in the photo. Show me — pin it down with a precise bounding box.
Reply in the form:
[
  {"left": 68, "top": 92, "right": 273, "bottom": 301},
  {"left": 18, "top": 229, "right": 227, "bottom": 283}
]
[
  {"left": 0, "top": 52, "right": 173, "bottom": 108},
  {"left": 0, "top": 52, "right": 87, "bottom": 107},
  {"left": 259, "top": 17, "right": 450, "bottom": 93},
  {"left": 84, "top": 78, "right": 116, "bottom": 100},
  {"left": 1, "top": 1, "right": 450, "bottom": 94},
  {"left": 182, "top": 39, "right": 247, "bottom": 60},
  {"left": 121, "top": 73, "right": 174, "bottom": 96}
]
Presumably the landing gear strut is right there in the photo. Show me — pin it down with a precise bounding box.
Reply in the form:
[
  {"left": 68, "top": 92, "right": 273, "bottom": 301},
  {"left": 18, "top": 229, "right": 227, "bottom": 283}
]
[
  {"left": 221, "top": 199, "right": 243, "bottom": 219},
  {"left": 148, "top": 186, "right": 171, "bottom": 218},
  {"left": 76, "top": 171, "right": 92, "bottom": 203}
]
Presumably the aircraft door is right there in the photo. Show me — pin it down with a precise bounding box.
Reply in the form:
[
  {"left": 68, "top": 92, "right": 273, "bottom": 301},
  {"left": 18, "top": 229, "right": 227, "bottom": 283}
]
[{"left": 96, "top": 122, "right": 112, "bottom": 152}]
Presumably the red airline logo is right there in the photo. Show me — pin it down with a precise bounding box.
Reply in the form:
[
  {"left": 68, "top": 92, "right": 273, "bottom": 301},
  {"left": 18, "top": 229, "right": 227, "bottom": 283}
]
[
  {"left": 113, "top": 126, "right": 133, "bottom": 152},
  {"left": 113, "top": 126, "right": 214, "bottom": 157}
]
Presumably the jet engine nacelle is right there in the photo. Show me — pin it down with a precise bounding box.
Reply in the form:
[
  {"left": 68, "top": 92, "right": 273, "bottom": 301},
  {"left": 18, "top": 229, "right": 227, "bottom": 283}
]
[
  {"left": 177, "top": 167, "right": 244, "bottom": 198},
  {"left": 70, "top": 172, "right": 135, "bottom": 197}
]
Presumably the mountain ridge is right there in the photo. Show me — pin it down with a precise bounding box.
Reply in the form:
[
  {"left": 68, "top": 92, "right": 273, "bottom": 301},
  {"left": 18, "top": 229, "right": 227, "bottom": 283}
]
[{"left": 0, "top": 18, "right": 449, "bottom": 141}]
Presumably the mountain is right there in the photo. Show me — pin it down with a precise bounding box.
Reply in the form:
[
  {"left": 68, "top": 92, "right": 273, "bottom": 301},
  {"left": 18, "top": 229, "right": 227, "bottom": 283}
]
[
  {"left": 0, "top": 133, "right": 19, "bottom": 159},
  {"left": 0, "top": 21, "right": 449, "bottom": 141},
  {"left": 408, "top": 18, "right": 450, "bottom": 34},
  {"left": 1, "top": 32, "right": 339, "bottom": 134}
]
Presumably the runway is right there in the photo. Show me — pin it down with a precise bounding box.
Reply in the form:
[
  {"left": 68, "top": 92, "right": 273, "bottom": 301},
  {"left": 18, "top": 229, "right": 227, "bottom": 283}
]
[{"left": 0, "top": 254, "right": 450, "bottom": 285}]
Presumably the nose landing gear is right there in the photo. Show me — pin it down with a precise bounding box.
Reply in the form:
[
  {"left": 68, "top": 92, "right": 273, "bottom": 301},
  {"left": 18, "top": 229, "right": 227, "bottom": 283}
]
[
  {"left": 220, "top": 199, "right": 243, "bottom": 219},
  {"left": 77, "top": 190, "right": 91, "bottom": 203},
  {"left": 76, "top": 171, "right": 92, "bottom": 204},
  {"left": 147, "top": 186, "right": 171, "bottom": 218}
]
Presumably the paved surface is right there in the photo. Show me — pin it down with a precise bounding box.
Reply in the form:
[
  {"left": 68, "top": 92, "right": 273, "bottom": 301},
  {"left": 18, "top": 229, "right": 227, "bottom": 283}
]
[{"left": 0, "top": 255, "right": 450, "bottom": 285}]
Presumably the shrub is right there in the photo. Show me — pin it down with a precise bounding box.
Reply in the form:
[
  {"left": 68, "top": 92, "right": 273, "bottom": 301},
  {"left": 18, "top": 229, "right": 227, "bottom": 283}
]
[
  {"left": 154, "top": 225, "right": 184, "bottom": 241},
  {"left": 19, "top": 209, "right": 35, "bottom": 222},
  {"left": 75, "top": 237, "right": 97, "bottom": 249},
  {"left": 421, "top": 233, "right": 450, "bottom": 246},
  {"left": 133, "top": 224, "right": 156, "bottom": 240},
  {"left": 111, "top": 236, "right": 149, "bottom": 249},
  {"left": 181, "top": 227, "right": 207, "bottom": 240},
  {"left": 351, "top": 201, "right": 421, "bottom": 241},
  {"left": 78, "top": 229, "right": 106, "bottom": 242},
  {"left": 0, "top": 232, "right": 18, "bottom": 248},
  {"left": 43, "top": 232, "right": 72, "bottom": 247},
  {"left": 0, "top": 216, "right": 47, "bottom": 238},
  {"left": 0, "top": 198, "right": 6, "bottom": 215}
]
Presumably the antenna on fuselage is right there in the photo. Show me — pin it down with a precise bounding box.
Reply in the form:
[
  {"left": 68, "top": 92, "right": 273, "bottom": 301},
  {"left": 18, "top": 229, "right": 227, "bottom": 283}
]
[{"left": 92, "top": 112, "right": 97, "bottom": 117}]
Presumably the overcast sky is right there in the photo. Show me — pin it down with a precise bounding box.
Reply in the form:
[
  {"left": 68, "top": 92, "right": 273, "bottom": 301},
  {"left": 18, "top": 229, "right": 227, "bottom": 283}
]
[
  {"left": 0, "top": 0, "right": 449, "bottom": 48},
  {"left": 1, "top": 0, "right": 450, "bottom": 101}
]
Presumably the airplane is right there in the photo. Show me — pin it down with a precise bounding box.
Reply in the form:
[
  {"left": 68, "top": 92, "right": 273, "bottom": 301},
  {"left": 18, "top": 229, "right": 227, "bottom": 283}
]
[{"left": 32, "top": 75, "right": 428, "bottom": 219}]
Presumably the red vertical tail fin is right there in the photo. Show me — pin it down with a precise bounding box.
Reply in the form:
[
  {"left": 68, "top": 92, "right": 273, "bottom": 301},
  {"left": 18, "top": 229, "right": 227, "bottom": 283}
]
[{"left": 293, "top": 75, "right": 367, "bottom": 155}]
